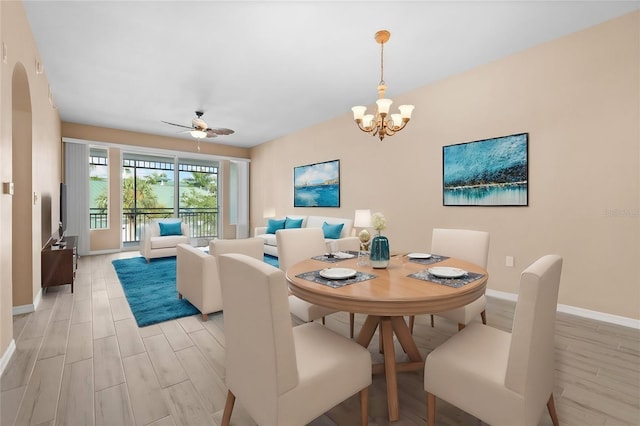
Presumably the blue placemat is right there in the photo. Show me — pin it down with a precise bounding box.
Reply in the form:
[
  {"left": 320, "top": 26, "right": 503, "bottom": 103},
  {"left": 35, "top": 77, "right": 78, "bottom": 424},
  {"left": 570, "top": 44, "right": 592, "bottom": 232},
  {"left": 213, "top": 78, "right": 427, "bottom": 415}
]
[
  {"left": 408, "top": 270, "right": 485, "bottom": 288},
  {"left": 408, "top": 254, "right": 449, "bottom": 266},
  {"left": 296, "top": 269, "right": 377, "bottom": 288},
  {"left": 311, "top": 250, "right": 359, "bottom": 263}
]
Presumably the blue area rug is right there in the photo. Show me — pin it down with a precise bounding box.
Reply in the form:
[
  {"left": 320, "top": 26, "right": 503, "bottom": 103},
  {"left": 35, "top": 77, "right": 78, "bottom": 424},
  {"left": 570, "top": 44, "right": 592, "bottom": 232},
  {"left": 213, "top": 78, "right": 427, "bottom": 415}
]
[
  {"left": 264, "top": 254, "right": 279, "bottom": 268},
  {"left": 112, "top": 254, "right": 279, "bottom": 327}
]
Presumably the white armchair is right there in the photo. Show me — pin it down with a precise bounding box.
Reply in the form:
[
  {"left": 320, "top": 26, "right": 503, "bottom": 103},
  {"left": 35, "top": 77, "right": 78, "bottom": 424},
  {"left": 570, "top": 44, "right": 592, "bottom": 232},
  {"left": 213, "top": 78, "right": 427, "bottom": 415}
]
[
  {"left": 176, "top": 244, "right": 220, "bottom": 321},
  {"left": 140, "top": 219, "right": 190, "bottom": 262},
  {"left": 218, "top": 253, "right": 372, "bottom": 426},
  {"left": 176, "top": 238, "right": 264, "bottom": 321}
]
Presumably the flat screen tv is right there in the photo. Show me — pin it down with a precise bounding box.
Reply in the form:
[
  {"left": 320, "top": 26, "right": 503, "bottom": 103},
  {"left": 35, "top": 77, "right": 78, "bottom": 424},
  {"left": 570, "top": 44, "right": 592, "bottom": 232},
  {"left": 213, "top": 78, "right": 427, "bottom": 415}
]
[{"left": 59, "top": 182, "right": 67, "bottom": 237}]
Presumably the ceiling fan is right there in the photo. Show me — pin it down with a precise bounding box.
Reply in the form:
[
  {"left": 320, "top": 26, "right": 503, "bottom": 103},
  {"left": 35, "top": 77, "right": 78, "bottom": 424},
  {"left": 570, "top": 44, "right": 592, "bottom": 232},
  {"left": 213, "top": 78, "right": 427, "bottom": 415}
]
[{"left": 162, "top": 111, "right": 235, "bottom": 140}]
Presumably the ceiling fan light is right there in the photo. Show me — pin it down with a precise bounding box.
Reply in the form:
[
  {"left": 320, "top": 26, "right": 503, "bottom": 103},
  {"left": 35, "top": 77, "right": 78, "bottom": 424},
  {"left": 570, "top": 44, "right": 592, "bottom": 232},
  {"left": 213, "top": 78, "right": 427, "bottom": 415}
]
[{"left": 190, "top": 130, "right": 207, "bottom": 139}]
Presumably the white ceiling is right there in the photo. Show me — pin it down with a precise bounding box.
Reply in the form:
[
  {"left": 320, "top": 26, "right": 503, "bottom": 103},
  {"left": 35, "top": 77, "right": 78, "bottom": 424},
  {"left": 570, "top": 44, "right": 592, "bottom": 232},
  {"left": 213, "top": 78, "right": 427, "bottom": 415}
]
[{"left": 23, "top": 1, "right": 639, "bottom": 148}]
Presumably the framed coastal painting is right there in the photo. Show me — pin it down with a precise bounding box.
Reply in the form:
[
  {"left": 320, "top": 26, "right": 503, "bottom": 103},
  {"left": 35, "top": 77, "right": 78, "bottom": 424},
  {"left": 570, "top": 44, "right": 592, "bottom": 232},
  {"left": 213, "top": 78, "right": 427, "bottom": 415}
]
[
  {"left": 294, "top": 159, "right": 340, "bottom": 207},
  {"left": 443, "top": 133, "right": 528, "bottom": 206}
]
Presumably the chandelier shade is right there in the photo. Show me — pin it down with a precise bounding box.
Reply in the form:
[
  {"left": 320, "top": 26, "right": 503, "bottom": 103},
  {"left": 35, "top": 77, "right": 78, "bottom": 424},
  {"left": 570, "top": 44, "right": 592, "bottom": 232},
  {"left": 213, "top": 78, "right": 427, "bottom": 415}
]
[{"left": 352, "top": 30, "right": 415, "bottom": 141}]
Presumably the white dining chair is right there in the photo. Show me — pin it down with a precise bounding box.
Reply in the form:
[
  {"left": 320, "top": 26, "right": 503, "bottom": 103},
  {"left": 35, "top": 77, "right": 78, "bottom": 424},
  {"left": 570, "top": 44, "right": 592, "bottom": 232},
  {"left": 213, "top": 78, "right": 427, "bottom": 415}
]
[
  {"left": 218, "top": 253, "right": 371, "bottom": 426},
  {"left": 424, "top": 254, "right": 563, "bottom": 426},
  {"left": 409, "top": 228, "right": 490, "bottom": 333},
  {"left": 277, "top": 228, "right": 355, "bottom": 336}
]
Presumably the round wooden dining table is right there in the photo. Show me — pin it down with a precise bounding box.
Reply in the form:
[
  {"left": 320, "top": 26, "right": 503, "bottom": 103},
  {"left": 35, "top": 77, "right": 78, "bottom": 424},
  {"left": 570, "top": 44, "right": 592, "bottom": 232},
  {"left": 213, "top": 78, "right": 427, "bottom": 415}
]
[{"left": 286, "top": 254, "right": 488, "bottom": 422}]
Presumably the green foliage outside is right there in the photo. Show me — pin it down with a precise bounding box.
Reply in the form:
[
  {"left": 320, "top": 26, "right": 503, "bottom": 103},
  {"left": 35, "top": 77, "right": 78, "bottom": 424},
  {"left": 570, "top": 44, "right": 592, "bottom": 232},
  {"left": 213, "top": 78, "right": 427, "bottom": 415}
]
[
  {"left": 180, "top": 172, "right": 217, "bottom": 209},
  {"left": 93, "top": 171, "right": 217, "bottom": 211}
]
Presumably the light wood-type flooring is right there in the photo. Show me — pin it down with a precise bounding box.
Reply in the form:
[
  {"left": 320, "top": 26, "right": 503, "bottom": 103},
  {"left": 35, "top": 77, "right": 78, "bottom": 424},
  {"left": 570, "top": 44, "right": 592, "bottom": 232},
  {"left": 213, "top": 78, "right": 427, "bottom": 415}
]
[{"left": 1, "top": 251, "right": 639, "bottom": 425}]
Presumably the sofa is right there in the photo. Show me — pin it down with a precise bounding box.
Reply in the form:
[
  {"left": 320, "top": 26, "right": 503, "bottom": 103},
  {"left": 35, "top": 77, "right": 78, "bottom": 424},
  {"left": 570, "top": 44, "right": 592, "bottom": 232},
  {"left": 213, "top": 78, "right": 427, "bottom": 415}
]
[
  {"left": 254, "top": 215, "right": 359, "bottom": 257},
  {"left": 176, "top": 238, "right": 264, "bottom": 320},
  {"left": 140, "top": 219, "right": 190, "bottom": 262}
]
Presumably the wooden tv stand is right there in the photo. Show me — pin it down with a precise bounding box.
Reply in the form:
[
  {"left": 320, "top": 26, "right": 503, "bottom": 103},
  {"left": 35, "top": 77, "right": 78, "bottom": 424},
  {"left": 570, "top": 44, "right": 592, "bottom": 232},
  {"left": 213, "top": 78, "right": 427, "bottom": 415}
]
[{"left": 41, "top": 234, "right": 78, "bottom": 293}]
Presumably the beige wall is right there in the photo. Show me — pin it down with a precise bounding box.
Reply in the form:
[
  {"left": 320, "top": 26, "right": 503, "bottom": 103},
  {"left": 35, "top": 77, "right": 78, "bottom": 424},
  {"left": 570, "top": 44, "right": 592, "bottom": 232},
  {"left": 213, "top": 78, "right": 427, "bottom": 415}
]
[
  {"left": 251, "top": 12, "right": 640, "bottom": 320},
  {"left": 1, "top": 1, "right": 62, "bottom": 358}
]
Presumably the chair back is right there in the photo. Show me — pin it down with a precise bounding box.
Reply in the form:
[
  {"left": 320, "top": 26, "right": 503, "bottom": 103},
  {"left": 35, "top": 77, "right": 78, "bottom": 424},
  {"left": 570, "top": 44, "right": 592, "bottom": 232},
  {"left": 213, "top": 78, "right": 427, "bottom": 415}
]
[
  {"left": 218, "top": 253, "right": 299, "bottom": 424},
  {"left": 506, "top": 255, "right": 562, "bottom": 416},
  {"left": 276, "top": 228, "right": 327, "bottom": 271},
  {"left": 210, "top": 237, "right": 263, "bottom": 260},
  {"left": 431, "top": 228, "right": 490, "bottom": 268}
]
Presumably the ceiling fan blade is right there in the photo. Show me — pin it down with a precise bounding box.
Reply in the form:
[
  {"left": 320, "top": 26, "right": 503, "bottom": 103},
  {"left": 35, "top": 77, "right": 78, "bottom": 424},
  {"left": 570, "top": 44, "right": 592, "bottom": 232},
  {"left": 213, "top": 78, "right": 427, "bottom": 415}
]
[
  {"left": 207, "top": 128, "right": 235, "bottom": 136},
  {"left": 161, "top": 120, "right": 193, "bottom": 130}
]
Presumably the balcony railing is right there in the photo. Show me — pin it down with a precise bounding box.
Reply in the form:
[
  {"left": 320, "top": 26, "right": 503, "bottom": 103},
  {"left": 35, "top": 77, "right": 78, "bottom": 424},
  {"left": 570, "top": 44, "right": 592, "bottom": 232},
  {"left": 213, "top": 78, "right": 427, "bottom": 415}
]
[{"left": 90, "top": 207, "right": 219, "bottom": 243}]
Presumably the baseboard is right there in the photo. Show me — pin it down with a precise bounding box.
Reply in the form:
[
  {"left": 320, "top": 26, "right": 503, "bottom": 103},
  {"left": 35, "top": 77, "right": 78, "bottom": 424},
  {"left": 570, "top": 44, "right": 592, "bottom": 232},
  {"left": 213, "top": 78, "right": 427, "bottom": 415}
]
[
  {"left": 0, "top": 339, "right": 16, "bottom": 376},
  {"left": 12, "top": 287, "right": 42, "bottom": 316},
  {"left": 486, "top": 289, "right": 640, "bottom": 329}
]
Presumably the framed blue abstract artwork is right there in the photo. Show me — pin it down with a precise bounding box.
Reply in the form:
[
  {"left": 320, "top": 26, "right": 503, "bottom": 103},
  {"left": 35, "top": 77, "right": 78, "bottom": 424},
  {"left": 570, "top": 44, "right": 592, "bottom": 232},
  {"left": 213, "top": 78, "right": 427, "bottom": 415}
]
[
  {"left": 443, "top": 133, "right": 528, "bottom": 206},
  {"left": 294, "top": 159, "right": 340, "bottom": 207}
]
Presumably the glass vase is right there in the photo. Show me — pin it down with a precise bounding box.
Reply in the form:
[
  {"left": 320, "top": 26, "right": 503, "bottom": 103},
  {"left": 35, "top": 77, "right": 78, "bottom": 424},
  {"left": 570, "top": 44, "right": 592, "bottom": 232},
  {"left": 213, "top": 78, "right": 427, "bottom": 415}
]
[{"left": 370, "top": 234, "right": 390, "bottom": 269}]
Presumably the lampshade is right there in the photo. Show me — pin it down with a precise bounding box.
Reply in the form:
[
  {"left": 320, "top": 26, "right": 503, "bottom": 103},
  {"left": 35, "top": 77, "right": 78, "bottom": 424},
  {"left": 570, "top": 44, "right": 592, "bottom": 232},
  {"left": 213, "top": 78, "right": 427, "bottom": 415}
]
[
  {"left": 354, "top": 209, "right": 372, "bottom": 227},
  {"left": 190, "top": 130, "right": 207, "bottom": 139}
]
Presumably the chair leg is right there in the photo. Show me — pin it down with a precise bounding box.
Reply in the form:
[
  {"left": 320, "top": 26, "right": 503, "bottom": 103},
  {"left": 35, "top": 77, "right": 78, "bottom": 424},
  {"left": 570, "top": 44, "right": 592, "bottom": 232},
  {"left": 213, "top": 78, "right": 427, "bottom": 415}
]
[
  {"left": 202, "top": 313, "right": 208, "bottom": 321},
  {"left": 322, "top": 316, "right": 326, "bottom": 325},
  {"left": 427, "top": 392, "right": 436, "bottom": 426},
  {"left": 430, "top": 314, "right": 435, "bottom": 327},
  {"left": 350, "top": 313, "right": 355, "bottom": 338},
  {"left": 481, "top": 309, "right": 487, "bottom": 325},
  {"left": 360, "top": 386, "right": 369, "bottom": 426},
  {"left": 221, "top": 390, "right": 236, "bottom": 426},
  {"left": 547, "top": 393, "right": 559, "bottom": 426},
  {"left": 178, "top": 293, "right": 183, "bottom": 299},
  {"left": 458, "top": 323, "right": 465, "bottom": 331},
  {"left": 408, "top": 315, "right": 415, "bottom": 334}
]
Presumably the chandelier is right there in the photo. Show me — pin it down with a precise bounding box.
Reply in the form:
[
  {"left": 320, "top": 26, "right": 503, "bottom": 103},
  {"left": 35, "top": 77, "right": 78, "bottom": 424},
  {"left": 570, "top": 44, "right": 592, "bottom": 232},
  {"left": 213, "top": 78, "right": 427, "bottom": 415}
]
[{"left": 351, "top": 30, "right": 414, "bottom": 141}]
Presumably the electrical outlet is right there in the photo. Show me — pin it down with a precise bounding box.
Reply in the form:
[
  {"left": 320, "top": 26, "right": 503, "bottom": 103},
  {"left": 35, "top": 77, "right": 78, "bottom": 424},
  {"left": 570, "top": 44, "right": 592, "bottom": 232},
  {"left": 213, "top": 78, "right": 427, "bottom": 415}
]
[{"left": 506, "top": 256, "right": 514, "bottom": 267}]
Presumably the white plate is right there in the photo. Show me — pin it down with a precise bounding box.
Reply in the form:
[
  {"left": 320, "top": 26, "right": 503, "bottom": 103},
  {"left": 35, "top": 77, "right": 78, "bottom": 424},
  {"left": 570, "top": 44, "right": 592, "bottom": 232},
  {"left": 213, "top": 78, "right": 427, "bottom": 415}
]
[
  {"left": 333, "top": 251, "right": 355, "bottom": 259},
  {"left": 407, "top": 252, "right": 432, "bottom": 259},
  {"left": 427, "top": 266, "right": 467, "bottom": 278},
  {"left": 319, "top": 268, "right": 357, "bottom": 280}
]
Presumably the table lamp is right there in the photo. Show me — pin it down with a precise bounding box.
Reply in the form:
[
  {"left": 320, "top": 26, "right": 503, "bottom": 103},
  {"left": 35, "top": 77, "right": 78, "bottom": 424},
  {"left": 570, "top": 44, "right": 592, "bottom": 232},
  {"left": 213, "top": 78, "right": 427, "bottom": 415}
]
[{"left": 354, "top": 209, "right": 372, "bottom": 251}]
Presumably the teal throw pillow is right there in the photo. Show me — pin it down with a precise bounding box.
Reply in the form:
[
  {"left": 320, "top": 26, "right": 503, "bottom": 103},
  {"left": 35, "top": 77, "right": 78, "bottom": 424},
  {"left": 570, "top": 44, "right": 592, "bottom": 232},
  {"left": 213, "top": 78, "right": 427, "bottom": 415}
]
[
  {"left": 158, "top": 221, "right": 182, "bottom": 236},
  {"left": 266, "top": 218, "right": 286, "bottom": 234},
  {"left": 322, "top": 222, "right": 344, "bottom": 239},
  {"left": 285, "top": 217, "right": 304, "bottom": 229}
]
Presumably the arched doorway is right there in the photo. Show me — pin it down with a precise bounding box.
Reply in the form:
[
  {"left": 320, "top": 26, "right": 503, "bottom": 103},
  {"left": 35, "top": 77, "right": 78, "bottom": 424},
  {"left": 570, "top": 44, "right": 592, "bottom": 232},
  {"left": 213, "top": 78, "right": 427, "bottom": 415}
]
[{"left": 11, "top": 63, "right": 35, "bottom": 309}]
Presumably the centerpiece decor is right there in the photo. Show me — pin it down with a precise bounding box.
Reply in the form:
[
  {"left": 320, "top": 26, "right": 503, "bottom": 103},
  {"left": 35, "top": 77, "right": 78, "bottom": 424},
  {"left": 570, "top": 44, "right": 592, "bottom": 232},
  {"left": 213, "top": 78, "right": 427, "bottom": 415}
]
[{"left": 369, "top": 212, "right": 390, "bottom": 268}]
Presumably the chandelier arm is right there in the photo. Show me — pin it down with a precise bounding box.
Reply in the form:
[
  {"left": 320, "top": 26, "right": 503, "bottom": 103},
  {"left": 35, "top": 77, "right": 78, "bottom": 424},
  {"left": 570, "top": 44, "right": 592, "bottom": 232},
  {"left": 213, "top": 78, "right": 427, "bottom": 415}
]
[{"left": 381, "top": 123, "right": 393, "bottom": 138}]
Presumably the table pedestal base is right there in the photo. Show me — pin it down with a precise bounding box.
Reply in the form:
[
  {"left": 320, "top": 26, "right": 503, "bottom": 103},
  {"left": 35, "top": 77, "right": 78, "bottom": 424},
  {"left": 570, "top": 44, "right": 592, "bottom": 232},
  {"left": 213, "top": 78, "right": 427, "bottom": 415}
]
[{"left": 356, "top": 315, "right": 424, "bottom": 421}]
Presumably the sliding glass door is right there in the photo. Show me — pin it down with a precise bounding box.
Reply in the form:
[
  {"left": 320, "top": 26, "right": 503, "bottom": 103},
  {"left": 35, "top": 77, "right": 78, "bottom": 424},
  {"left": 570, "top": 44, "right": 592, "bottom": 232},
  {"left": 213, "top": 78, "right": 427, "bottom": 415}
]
[{"left": 121, "top": 152, "right": 219, "bottom": 246}]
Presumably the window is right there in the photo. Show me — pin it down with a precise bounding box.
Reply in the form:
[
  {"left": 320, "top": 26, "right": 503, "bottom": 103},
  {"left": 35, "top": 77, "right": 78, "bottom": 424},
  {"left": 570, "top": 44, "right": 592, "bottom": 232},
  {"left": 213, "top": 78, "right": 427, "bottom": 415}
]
[
  {"left": 178, "top": 159, "right": 218, "bottom": 240},
  {"left": 89, "top": 148, "right": 109, "bottom": 229}
]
